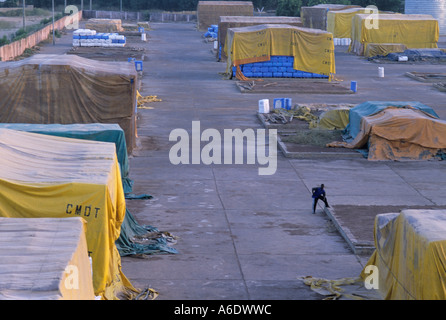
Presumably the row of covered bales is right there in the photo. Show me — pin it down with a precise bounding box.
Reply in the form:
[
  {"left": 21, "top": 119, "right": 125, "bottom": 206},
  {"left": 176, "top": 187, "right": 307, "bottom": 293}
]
[
  {"left": 197, "top": 1, "right": 441, "bottom": 81},
  {"left": 0, "top": 18, "right": 175, "bottom": 300}
]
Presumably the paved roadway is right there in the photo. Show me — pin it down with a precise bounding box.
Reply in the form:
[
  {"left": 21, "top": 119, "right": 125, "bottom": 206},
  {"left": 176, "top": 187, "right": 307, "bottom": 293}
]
[
  {"left": 37, "top": 21, "right": 446, "bottom": 302},
  {"left": 120, "top": 23, "right": 446, "bottom": 301}
]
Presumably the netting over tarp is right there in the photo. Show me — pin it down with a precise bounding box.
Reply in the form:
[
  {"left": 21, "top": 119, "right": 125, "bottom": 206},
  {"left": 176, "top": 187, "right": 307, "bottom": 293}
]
[
  {"left": 349, "top": 14, "right": 439, "bottom": 56},
  {"left": 0, "top": 123, "right": 178, "bottom": 258},
  {"left": 225, "top": 24, "right": 335, "bottom": 79},
  {"left": 0, "top": 128, "right": 136, "bottom": 299},
  {"left": 361, "top": 209, "right": 446, "bottom": 299},
  {"left": 0, "top": 54, "right": 137, "bottom": 154},
  {"left": 0, "top": 217, "right": 96, "bottom": 300},
  {"left": 0, "top": 123, "right": 133, "bottom": 194}
]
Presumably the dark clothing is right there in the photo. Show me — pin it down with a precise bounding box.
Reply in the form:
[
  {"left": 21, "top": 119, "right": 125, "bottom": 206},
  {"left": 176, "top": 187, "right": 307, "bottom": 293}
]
[
  {"left": 312, "top": 187, "right": 329, "bottom": 213},
  {"left": 312, "top": 187, "right": 325, "bottom": 199}
]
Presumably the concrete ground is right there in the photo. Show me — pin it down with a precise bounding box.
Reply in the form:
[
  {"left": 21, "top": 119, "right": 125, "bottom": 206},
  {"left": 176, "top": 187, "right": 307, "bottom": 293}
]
[
  {"left": 122, "top": 22, "right": 446, "bottom": 301},
  {"left": 36, "top": 22, "right": 446, "bottom": 302}
]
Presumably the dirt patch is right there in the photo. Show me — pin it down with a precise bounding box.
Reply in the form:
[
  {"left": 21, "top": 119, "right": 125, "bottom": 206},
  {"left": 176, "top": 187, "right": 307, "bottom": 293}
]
[
  {"left": 258, "top": 103, "right": 360, "bottom": 156},
  {"left": 332, "top": 205, "right": 446, "bottom": 246},
  {"left": 66, "top": 34, "right": 146, "bottom": 62},
  {"left": 67, "top": 45, "right": 145, "bottom": 62},
  {"left": 433, "top": 83, "right": 446, "bottom": 93},
  {"left": 236, "top": 79, "right": 354, "bottom": 94},
  {"left": 405, "top": 71, "right": 446, "bottom": 83}
]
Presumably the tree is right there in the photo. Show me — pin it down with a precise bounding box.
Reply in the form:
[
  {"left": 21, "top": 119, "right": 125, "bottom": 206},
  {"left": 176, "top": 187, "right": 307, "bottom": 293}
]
[
  {"left": 351, "top": 0, "right": 402, "bottom": 12},
  {"left": 276, "top": 0, "right": 301, "bottom": 16}
]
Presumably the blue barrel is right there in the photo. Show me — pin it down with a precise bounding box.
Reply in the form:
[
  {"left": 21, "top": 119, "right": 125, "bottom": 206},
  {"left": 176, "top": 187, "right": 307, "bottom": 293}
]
[
  {"left": 135, "top": 61, "right": 143, "bottom": 72},
  {"left": 350, "top": 81, "right": 357, "bottom": 92}
]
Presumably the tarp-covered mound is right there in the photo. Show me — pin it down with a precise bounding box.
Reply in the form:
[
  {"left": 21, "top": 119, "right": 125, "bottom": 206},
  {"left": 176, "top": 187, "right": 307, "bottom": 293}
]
[
  {"left": 364, "top": 43, "right": 407, "bottom": 58},
  {"left": 0, "top": 128, "right": 137, "bottom": 299},
  {"left": 85, "top": 18, "right": 124, "bottom": 32},
  {"left": 361, "top": 209, "right": 446, "bottom": 299},
  {"left": 349, "top": 14, "right": 439, "bottom": 56},
  {"left": 225, "top": 24, "right": 335, "bottom": 79},
  {"left": 217, "top": 16, "right": 303, "bottom": 60},
  {"left": 0, "top": 54, "right": 137, "bottom": 154},
  {"left": 342, "top": 101, "right": 439, "bottom": 142},
  {"left": 0, "top": 217, "right": 96, "bottom": 300},
  {"left": 327, "top": 7, "right": 369, "bottom": 39},
  {"left": 0, "top": 123, "right": 133, "bottom": 194},
  {"left": 327, "top": 102, "right": 446, "bottom": 160},
  {"left": 310, "top": 107, "right": 351, "bottom": 130},
  {"left": 0, "top": 123, "right": 178, "bottom": 258}
]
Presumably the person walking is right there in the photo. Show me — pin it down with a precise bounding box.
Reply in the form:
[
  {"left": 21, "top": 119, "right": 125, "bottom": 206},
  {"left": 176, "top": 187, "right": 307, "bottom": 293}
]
[{"left": 312, "top": 184, "right": 329, "bottom": 214}]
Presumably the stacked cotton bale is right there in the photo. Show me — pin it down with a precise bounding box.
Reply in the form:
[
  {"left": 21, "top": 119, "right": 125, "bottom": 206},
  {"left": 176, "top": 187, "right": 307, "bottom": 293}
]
[
  {"left": 218, "top": 16, "right": 303, "bottom": 60},
  {"left": 301, "top": 4, "right": 360, "bottom": 30},
  {"left": 73, "top": 29, "right": 126, "bottom": 47},
  {"left": 85, "top": 18, "right": 124, "bottom": 33},
  {"left": 197, "top": 1, "right": 254, "bottom": 31},
  {"left": 349, "top": 14, "right": 439, "bottom": 56}
]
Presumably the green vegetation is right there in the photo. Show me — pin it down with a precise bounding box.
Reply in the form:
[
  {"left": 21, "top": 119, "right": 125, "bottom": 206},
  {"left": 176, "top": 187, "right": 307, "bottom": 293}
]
[
  {"left": 15, "top": 0, "right": 404, "bottom": 13},
  {"left": 0, "top": 9, "right": 63, "bottom": 46},
  {"left": 0, "top": 8, "right": 51, "bottom": 17},
  {"left": 281, "top": 129, "right": 342, "bottom": 147}
]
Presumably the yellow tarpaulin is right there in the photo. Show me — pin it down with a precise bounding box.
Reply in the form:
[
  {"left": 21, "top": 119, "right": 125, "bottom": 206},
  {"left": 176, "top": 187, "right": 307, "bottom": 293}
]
[
  {"left": 0, "top": 217, "right": 96, "bottom": 300},
  {"left": 0, "top": 129, "right": 137, "bottom": 300},
  {"left": 364, "top": 43, "right": 407, "bottom": 57},
  {"left": 327, "top": 107, "right": 446, "bottom": 160},
  {"left": 311, "top": 108, "right": 350, "bottom": 130},
  {"left": 349, "top": 14, "right": 439, "bottom": 56},
  {"left": 225, "top": 24, "right": 335, "bottom": 79},
  {"left": 327, "top": 7, "right": 369, "bottom": 39},
  {"left": 361, "top": 209, "right": 446, "bottom": 300}
]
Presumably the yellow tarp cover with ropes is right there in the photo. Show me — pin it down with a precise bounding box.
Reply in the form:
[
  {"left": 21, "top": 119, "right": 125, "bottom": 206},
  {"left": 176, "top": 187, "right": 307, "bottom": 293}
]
[
  {"left": 0, "top": 129, "right": 140, "bottom": 300},
  {"left": 327, "top": 7, "right": 370, "bottom": 39},
  {"left": 361, "top": 209, "right": 446, "bottom": 300},
  {"left": 349, "top": 14, "right": 439, "bottom": 56},
  {"left": 225, "top": 24, "right": 335, "bottom": 80}
]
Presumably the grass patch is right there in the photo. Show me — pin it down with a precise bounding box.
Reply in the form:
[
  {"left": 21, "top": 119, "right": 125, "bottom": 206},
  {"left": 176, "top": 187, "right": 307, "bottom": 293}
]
[
  {"left": 0, "top": 8, "right": 51, "bottom": 17},
  {"left": 0, "top": 20, "right": 16, "bottom": 29},
  {"left": 281, "top": 129, "right": 343, "bottom": 147}
]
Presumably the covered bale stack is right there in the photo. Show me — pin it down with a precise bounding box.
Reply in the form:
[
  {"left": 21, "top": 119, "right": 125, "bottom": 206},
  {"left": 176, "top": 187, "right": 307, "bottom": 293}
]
[
  {"left": 327, "top": 101, "right": 446, "bottom": 161},
  {"left": 218, "top": 16, "right": 302, "bottom": 60},
  {"left": 361, "top": 209, "right": 446, "bottom": 299},
  {"left": 0, "top": 217, "right": 96, "bottom": 300},
  {"left": 225, "top": 24, "right": 335, "bottom": 80},
  {"left": 349, "top": 14, "right": 439, "bottom": 56},
  {"left": 301, "top": 4, "right": 361, "bottom": 31},
  {"left": 0, "top": 54, "right": 137, "bottom": 154},
  {"left": 197, "top": 1, "right": 253, "bottom": 31},
  {"left": 0, "top": 129, "right": 138, "bottom": 299},
  {"left": 85, "top": 18, "right": 124, "bottom": 33}
]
